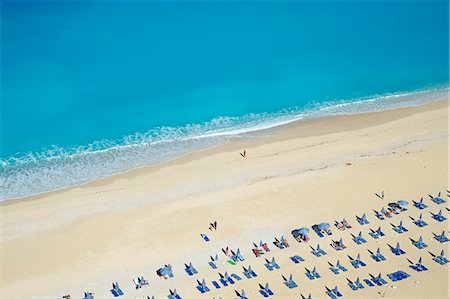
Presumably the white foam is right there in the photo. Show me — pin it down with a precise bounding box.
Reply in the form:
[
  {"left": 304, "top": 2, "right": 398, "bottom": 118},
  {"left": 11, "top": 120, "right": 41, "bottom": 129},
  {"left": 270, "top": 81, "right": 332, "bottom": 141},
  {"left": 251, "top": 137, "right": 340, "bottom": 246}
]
[{"left": 0, "top": 86, "right": 447, "bottom": 201}]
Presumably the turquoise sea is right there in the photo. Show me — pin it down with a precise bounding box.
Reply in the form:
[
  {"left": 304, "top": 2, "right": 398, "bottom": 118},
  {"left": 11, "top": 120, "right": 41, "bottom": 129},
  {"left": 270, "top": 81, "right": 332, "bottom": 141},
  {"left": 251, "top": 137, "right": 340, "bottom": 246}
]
[{"left": 1, "top": 1, "right": 448, "bottom": 200}]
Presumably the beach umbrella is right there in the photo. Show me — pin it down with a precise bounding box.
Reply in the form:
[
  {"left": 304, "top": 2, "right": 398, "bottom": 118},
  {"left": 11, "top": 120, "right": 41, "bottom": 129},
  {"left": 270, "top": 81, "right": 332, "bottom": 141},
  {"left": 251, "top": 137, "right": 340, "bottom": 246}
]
[
  {"left": 318, "top": 222, "right": 330, "bottom": 230},
  {"left": 388, "top": 202, "right": 399, "bottom": 208},
  {"left": 298, "top": 227, "right": 310, "bottom": 235},
  {"left": 158, "top": 266, "right": 173, "bottom": 277},
  {"left": 397, "top": 200, "right": 408, "bottom": 206},
  {"left": 291, "top": 229, "right": 301, "bottom": 238}
]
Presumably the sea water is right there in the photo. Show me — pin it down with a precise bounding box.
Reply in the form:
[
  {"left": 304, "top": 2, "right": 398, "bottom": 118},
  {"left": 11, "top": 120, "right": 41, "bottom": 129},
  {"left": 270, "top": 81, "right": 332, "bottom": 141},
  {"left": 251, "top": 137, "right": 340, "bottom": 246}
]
[{"left": 1, "top": 1, "right": 448, "bottom": 200}]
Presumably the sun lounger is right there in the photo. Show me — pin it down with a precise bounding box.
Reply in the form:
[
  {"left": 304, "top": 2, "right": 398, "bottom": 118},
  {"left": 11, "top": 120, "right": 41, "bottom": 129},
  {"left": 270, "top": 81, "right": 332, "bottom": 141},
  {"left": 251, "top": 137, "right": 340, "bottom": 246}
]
[
  {"left": 363, "top": 278, "right": 374, "bottom": 287},
  {"left": 392, "top": 220, "right": 408, "bottom": 233},
  {"left": 326, "top": 289, "right": 337, "bottom": 299},
  {"left": 329, "top": 266, "right": 340, "bottom": 275},
  {"left": 432, "top": 250, "right": 449, "bottom": 265},
  {"left": 168, "top": 289, "right": 181, "bottom": 299},
  {"left": 212, "top": 281, "right": 221, "bottom": 289},
  {"left": 332, "top": 286, "right": 342, "bottom": 297},
  {"left": 374, "top": 210, "right": 385, "bottom": 220},
  {"left": 356, "top": 213, "right": 369, "bottom": 225},
  {"left": 196, "top": 279, "right": 210, "bottom": 293},
  {"left": 184, "top": 262, "right": 198, "bottom": 276},
  {"left": 243, "top": 266, "right": 257, "bottom": 278},
  {"left": 218, "top": 273, "right": 229, "bottom": 286},
  {"left": 352, "top": 232, "right": 367, "bottom": 245},
  {"left": 235, "top": 289, "right": 248, "bottom": 299},
  {"left": 258, "top": 283, "right": 273, "bottom": 296},
  {"left": 412, "top": 214, "right": 428, "bottom": 227},
  {"left": 411, "top": 235, "right": 427, "bottom": 249},
  {"left": 259, "top": 289, "right": 269, "bottom": 298},
  {"left": 413, "top": 197, "right": 428, "bottom": 209},
  {"left": 390, "top": 242, "right": 405, "bottom": 255},
  {"left": 429, "top": 192, "right": 446, "bottom": 204},
  {"left": 283, "top": 274, "right": 297, "bottom": 289},
  {"left": 336, "top": 260, "right": 347, "bottom": 271},
  {"left": 410, "top": 257, "right": 428, "bottom": 272},
  {"left": 83, "top": 292, "right": 94, "bottom": 299},
  {"left": 224, "top": 272, "right": 235, "bottom": 284},
  {"left": 371, "top": 273, "right": 388, "bottom": 286},
  {"left": 290, "top": 255, "right": 305, "bottom": 264},
  {"left": 325, "top": 287, "right": 339, "bottom": 299},
  {"left": 231, "top": 273, "right": 242, "bottom": 281},
  {"left": 347, "top": 280, "right": 358, "bottom": 291},
  {"left": 200, "top": 233, "right": 210, "bottom": 242},
  {"left": 347, "top": 278, "right": 364, "bottom": 291},
  {"left": 304, "top": 267, "right": 317, "bottom": 280},
  {"left": 371, "top": 248, "right": 386, "bottom": 262},
  {"left": 111, "top": 282, "right": 124, "bottom": 297},
  {"left": 431, "top": 210, "right": 447, "bottom": 222},
  {"left": 434, "top": 231, "right": 450, "bottom": 243},
  {"left": 349, "top": 253, "right": 366, "bottom": 268}
]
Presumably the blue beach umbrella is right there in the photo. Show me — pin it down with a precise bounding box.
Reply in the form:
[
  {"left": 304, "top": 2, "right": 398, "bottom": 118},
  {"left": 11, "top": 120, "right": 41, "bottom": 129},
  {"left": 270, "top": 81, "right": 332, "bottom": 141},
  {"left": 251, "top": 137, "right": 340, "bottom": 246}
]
[
  {"left": 397, "top": 200, "right": 408, "bottom": 206},
  {"left": 298, "top": 227, "right": 310, "bottom": 235},
  {"left": 318, "top": 222, "right": 330, "bottom": 230}
]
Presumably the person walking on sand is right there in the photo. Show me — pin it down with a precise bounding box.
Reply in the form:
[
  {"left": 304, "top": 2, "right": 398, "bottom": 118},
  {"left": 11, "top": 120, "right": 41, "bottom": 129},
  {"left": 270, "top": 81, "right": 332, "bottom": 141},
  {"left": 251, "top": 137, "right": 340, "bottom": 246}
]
[{"left": 240, "top": 149, "right": 247, "bottom": 158}]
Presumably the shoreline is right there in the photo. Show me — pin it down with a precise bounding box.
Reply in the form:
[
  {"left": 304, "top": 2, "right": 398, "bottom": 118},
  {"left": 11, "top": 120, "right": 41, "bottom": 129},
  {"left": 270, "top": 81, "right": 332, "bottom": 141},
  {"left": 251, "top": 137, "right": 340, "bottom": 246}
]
[
  {"left": 1, "top": 97, "right": 448, "bottom": 298},
  {"left": 2, "top": 97, "right": 447, "bottom": 206}
]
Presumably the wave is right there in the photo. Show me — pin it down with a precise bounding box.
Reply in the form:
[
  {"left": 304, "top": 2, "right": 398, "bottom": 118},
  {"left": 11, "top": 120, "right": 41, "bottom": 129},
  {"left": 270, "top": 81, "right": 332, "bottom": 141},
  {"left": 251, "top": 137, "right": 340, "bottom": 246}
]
[{"left": 0, "top": 85, "right": 448, "bottom": 201}]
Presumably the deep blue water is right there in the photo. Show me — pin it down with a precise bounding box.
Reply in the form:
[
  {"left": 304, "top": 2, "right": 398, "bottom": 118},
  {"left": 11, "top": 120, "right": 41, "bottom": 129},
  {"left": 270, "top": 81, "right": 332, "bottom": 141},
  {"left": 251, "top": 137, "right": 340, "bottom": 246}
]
[{"left": 1, "top": 1, "right": 448, "bottom": 199}]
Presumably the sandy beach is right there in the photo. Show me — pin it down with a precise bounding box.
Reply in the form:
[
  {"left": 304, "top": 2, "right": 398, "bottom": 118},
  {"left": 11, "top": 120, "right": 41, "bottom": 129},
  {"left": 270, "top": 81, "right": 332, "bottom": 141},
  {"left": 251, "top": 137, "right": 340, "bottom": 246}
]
[{"left": 1, "top": 99, "right": 449, "bottom": 299}]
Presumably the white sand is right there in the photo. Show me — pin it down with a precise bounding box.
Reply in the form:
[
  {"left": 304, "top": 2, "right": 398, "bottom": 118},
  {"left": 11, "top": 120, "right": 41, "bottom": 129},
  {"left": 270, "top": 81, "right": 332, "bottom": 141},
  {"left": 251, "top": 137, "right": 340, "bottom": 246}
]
[{"left": 0, "top": 99, "right": 448, "bottom": 299}]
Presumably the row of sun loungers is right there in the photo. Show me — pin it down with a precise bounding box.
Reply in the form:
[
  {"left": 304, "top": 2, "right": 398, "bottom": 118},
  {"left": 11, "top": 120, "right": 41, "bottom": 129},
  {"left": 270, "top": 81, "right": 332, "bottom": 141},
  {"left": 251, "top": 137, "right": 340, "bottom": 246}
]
[{"left": 77, "top": 191, "right": 448, "bottom": 299}]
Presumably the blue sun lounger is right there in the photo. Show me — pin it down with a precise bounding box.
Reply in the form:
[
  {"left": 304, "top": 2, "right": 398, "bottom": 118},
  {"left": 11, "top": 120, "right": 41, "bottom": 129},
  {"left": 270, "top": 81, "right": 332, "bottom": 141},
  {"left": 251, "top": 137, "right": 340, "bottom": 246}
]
[
  {"left": 371, "top": 273, "right": 388, "bottom": 286},
  {"left": 410, "top": 257, "right": 428, "bottom": 272},
  {"left": 212, "top": 281, "right": 221, "bottom": 289},
  {"left": 209, "top": 254, "right": 218, "bottom": 269},
  {"left": 412, "top": 214, "right": 428, "bottom": 227},
  {"left": 356, "top": 213, "right": 369, "bottom": 225},
  {"left": 431, "top": 210, "right": 447, "bottom": 222},
  {"left": 224, "top": 272, "right": 235, "bottom": 284},
  {"left": 259, "top": 289, "right": 269, "bottom": 298},
  {"left": 326, "top": 288, "right": 337, "bottom": 299},
  {"left": 335, "top": 260, "right": 347, "bottom": 272},
  {"left": 264, "top": 257, "right": 280, "bottom": 271},
  {"left": 236, "top": 248, "right": 245, "bottom": 261},
  {"left": 429, "top": 192, "right": 446, "bottom": 204},
  {"left": 201, "top": 233, "right": 210, "bottom": 242},
  {"left": 390, "top": 242, "right": 405, "bottom": 255},
  {"left": 258, "top": 283, "right": 274, "bottom": 297},
  {"left": 434, "top": 231, "right": 450, "bottom": 243},
  {"left": 290, "top": 255, "right": 305, "bottom": 264},
  {"left": 196, "top": 279, "right": 210, "bottom": 293},
  {"left": 363, "top": 278, "right": 375, "bottom": 287},
  {"left": 392, "top": 220, "right": 408, "bottom": 233},
  {"left": 350, "top": 254, "right": 366, "bottom": 268},
  {"left": 348, "top": 277, "right": 364, "bottom": 290},
  {"left": 218, "top": 273, "right": 229, "bottom": 286},
  {"left": 305, "top": 268, "right": 315, "bottom": 280},
  {"left": 387, "top": 271, "right": 410, "bottom": 282},
  {"left": 433, "top": 250, "right": 449, "bottom": 265},
  {"left": 374, "top": 210, "right": 385, "bottom": 220},
  {"left": 370, "top": 248, "right": 386, "bottom": 262},
  {"left": 305, "top": 267, "right": 320, "bottom": 280},
  {"left": 329, "top": 263, "right": 340, "bottom": 275},
  {"left": 185, "top": 262, "right": 198, "bottom": 276},
  {"left": 412, "top": 236, "right": 428, "bottom": 249},
  {"left": 352, "top": 231, "right": 367, "bottom": 245},
  {"left": 243, "top": 266, "right": 258, "bottom": 278},
  {"left": 168, "top": 289, "right": 182, "bottom": 299},
  {"left": 231, "top": 273, "right": 242, "bottom": 281},
  {"left": 282, "top": 274, "right": 298, "bottom": 289},
  {"left": 413, "top": 197, "right": 428, "bottom": 209},
  {"left": 111, "top": 283, "right": 124, "bottom": 297},
  {"left": 347, "top": 279, "right": 359, "bottom": 291},
  {"left": 332, "top": 286, "right": 342, "bottom": 297},
  {"left": 236, "top": 289, "right": 248, "bottom": 299}
]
